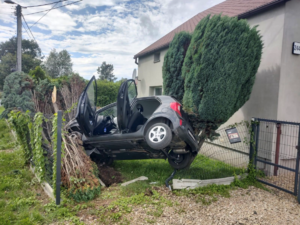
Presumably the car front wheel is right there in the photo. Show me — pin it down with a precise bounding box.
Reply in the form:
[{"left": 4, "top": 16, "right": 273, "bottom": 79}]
[
  {"left": 145, "top": 123, "right": 172, "bottom": 150},
  {"left": 168, "top": 151, "right": 193, "bottom": 170}
]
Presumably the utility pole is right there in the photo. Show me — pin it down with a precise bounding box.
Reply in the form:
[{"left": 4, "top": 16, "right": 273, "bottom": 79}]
[
  {"left": 16, "top": 5, "right": 22, "bottom": 72},
  {"left": 5, "top": 0, "right": 23, "bottom": 72}
]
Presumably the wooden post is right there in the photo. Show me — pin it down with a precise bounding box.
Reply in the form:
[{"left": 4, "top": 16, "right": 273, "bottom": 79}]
[{"left": 274, "top": 123, "right": 281, "bottom": 176}]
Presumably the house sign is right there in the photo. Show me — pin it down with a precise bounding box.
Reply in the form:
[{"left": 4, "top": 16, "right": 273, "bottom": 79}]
[
  {"left": 225, "top": 127, "right": 241, "bottom": 144},
  {"left": 292, "top": 42, "right": 300, "bottom": 55}
]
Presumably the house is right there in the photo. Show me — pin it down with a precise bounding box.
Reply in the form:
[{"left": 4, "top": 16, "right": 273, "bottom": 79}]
[{"left": 134, "top": 0, "right": 300, "bottom": 125}]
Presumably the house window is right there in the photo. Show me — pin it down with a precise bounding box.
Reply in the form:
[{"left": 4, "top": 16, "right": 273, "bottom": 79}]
[
  {"left": 154, "top": 52, "right": 160, "bottom": 63},
  {"left": 154, "top": 87, "right": 162, "bottom": 95}
]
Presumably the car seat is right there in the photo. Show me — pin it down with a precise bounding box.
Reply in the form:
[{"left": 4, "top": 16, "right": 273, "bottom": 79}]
[{"left": 127, "top": 111, "right": 145, "bottom": 132}]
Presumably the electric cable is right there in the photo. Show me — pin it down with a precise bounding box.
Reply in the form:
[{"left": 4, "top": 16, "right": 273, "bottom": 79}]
[{"left": 24, "top": 0, "right": 82, "bottom": 15}]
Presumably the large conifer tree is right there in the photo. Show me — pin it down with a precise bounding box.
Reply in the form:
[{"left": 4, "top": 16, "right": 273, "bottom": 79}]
[
  {"left": 163, "top": 31, "right": 191, "bottom": 102},
  {"left": 182, "top": 15, "right": 263, "bottom": 136}
]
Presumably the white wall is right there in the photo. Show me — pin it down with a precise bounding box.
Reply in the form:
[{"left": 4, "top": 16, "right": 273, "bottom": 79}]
[
  {"left": 222, "top": 4, "right": 285, "bottom": 127},
  {"left": 277, "top": 0, "right": 300, "bottom": 122},
  {"left": 137, "top": 48, "right": 168, "bottom": 97}
]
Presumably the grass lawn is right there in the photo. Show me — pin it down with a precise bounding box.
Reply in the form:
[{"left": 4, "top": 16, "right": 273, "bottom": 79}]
[
  {"left": 114, "top": 154, "right": 243, "bottom": 185},
  {"left": 0, "top": 106, "right": 15, "bottom": 150}
]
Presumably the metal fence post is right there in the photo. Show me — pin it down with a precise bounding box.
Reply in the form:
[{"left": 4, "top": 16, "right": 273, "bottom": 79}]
[
  {"left": 296, "top": 125, "right": 300, "bottom": 201},
  {"left": 249, "top": 118, "right": 256, "bottom": 164},
  {"left": 56, "top": 111, "right": 62, "bottom": 205}
]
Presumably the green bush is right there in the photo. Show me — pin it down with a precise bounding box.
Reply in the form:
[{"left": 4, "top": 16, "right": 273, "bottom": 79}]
[
  {"left": 1, "top": 72, "right": 35, "bottom": 118},
  {"left": 182, "top": 15, "right": 262, "bottom": 133},
  {"left": 96, "top": 80, "right": 121, "bottom": 107},
  {"left": 163, "top": 31, "right": 191, "bottom": 102}
]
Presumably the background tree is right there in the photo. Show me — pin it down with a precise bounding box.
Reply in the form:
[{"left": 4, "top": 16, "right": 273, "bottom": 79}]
[
  {"left": 181, "top": 15, "right": 263, "bottom": 137},
  {"left": 1, "top": 71, "right": 35, "bottom": 118},
  {"left": 163, "top": 31, "right": 191, "bottom": 102},
  {"left": 0, "top": 37, "right": 42, "bottom": 89},
  {"left": 97, "top": 61, "right": 116, "bottom": 82},
  {"left": 44, "top": 49, "right": 73, "bottom": 78},
  {"left": 0, "top": 37, "right": 41, "bottom": 59}
]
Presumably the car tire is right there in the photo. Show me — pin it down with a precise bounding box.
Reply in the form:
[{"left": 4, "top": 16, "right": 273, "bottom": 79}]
[
  {"left": 145, "top": 123, "right": 172, "bottom": 150},
  {"left": 168, "top": 151, "right": 193, "bottom": 170}
]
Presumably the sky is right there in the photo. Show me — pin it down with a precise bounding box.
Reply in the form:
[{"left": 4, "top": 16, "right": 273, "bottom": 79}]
[{"left": 0, "top": 0, "right": 224, "bottom": 80}]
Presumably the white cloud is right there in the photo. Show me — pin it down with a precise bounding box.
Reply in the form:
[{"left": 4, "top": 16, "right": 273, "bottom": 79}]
[{"left": 0, "top": 0, "right": 225, "bottom": 81}]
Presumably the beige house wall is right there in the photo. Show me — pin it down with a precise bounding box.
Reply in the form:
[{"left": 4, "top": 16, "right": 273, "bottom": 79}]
[
  {"left": 277, "top": 0, "right": 300, "bottom": 122},
  {"left": 137, "top": 48, "right": 168, "bottom": 97},
  {"left": 222, "top": 4, "right": 285, "bottom": 128}
]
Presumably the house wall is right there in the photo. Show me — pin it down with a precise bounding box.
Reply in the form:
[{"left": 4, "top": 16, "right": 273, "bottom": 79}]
[
  {"left": 277, "top": 0, "right": 300, "bottom": 122},
  {"left": 137, "top": 48, "right": 168, "bottom": 97},
  {"left": 222, "top": 4, "right": 285, "bottom": 128}
]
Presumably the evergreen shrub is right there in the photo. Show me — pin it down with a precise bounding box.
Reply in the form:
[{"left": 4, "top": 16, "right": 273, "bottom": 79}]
[
  {"left": 182, "top": 15, "right": 263, "bottom": 134},
  {"left": 163, "top": 31, "right": 192, "bottom": 102}
]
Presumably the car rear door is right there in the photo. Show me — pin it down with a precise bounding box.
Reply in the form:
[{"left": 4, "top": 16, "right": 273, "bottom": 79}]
[
  {"left": 76, "top": 76, "right": 97, "bottom": 137},
  {"left": 117, "top": 79, "right": 137, "bottom": 131}
]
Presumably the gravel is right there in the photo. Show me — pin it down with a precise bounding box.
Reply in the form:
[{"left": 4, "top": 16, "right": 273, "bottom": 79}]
[{"left": 123, "top": 186, "right": 300, "bottom": 225}]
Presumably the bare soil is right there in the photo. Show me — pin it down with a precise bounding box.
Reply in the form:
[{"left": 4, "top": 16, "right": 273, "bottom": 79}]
[{"left": 96, "top": 165, "right": 123, "bottom": 186}]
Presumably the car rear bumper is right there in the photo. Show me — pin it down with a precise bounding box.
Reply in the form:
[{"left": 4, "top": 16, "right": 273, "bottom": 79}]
[{"left": 174, "top": 125, "right": 199, "bottom": 152}]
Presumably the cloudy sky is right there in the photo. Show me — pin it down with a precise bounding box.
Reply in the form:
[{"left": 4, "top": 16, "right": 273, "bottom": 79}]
[{"left": 0, "top": 0, "right": 224, "bottom": 80}]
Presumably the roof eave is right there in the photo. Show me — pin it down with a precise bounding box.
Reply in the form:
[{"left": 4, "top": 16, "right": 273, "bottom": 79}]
[{"left": 238, "top": 0, "right": 289, "bottom": 19}]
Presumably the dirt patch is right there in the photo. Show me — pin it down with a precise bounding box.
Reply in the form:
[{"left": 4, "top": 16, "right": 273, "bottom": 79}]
[{"left": 97, "top": 165, "right": 123, "bottom": 186}]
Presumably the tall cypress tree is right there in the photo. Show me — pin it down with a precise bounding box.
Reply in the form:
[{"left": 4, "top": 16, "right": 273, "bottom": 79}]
[
  {"left": 182, "top": 15, "right": 263, "bottom": 136},
  {"left": 163, "top": 31, "right": 191, "bottom": 102}
]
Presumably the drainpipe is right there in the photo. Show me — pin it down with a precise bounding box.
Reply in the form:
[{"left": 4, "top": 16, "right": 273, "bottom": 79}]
[{"left": 135, "top": 57, "right": 138, "bottom": 65}]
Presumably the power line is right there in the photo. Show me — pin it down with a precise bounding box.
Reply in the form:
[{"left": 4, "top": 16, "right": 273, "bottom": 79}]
[
  {"left": 22, "top": 22, "right": 32, "bottom": 39},
  {"left": 24, "top": 0, "right": 82, "bottom": 15},
  {"left": 24, "top": 0, "right": 70, "bottom": 8},
  {"left": 29, "top": 2, "right": 59, "bottom": 29},
  {"left": 22, "top": 14, "right": 45, "bottom": 58},
  {"left": 21, "top": 14, "right": 37, "bottom": 43}
]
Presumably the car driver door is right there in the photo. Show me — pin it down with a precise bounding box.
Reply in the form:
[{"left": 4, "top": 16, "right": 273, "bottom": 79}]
[
  {"left": 76, "top": 76, "right": 97, "bottom": 137},
  {"left": 117, "top": 79, "right": 137, "bottom": 132}
]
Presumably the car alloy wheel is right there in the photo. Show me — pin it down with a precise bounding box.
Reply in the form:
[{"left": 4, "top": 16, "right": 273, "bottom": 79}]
[{"left": 149, "top": 125, "right": 167, "bottom": 143}]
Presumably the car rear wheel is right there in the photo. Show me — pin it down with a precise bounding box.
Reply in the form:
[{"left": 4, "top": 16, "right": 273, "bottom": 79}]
[
  {"left": 145, "top": 123, "right": 172, "bottom": 150},
  {"left": 168, "top": 151, "right": 192, "bottom": 170}
]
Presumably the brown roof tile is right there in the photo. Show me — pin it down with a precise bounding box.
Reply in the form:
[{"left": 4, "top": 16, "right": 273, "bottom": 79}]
[{"left": 134, "top": 0, "right": 286, "bottom": 58}]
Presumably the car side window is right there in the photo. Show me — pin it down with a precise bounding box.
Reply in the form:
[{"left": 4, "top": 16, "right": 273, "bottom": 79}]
[
  {"left": 98, "top": 105, "right": 117, "bottom": 117},
  {"left": 127, "top": 80, "right": 137, "bottom": 105}
]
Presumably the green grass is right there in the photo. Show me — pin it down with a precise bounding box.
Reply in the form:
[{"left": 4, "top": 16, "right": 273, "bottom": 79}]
[
  {"left": 0, "top": 149, "right": 86, "bottom": 225},
  {"left": 0, "top": 118, "right": 15, "bottom": 150},
  {"left": 115, "top": 155, "right": 242, "bottom": 183}
]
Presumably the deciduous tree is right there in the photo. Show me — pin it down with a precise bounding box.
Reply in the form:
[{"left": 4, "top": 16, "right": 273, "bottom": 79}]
[
  {"left": 44, "top": 49, "right": 73, "bottom": 78},
  {"left": 97, "top": 62, "right": 117, "bottom": 82}
]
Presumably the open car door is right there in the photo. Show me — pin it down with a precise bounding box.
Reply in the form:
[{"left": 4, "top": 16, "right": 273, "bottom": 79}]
[
  {"left": 117, "top": 79, "right": 137, "bottom": 131},
  {"left": 76, "top": 76, "right": 97, "bottom": 137}
]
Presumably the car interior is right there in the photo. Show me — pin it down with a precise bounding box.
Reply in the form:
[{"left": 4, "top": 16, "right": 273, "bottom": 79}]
[{"left": 93, "top": 98, "right": 161, "bottom": 136}]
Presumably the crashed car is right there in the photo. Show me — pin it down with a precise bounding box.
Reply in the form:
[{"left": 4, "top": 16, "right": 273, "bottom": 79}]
[{"left": 67, "top": 76, "right": 200, "bottom": 169}]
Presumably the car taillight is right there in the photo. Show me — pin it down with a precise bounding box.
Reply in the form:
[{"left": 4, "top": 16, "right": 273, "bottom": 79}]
[{"left": 170, "top": 102, "right": 182, "bottom": 126}]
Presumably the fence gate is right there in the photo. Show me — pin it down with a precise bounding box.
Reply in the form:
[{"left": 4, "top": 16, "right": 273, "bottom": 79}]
[{"left": 252, "top": 118, "right": 300, "bottom": 197}]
